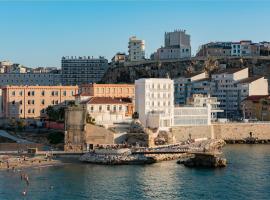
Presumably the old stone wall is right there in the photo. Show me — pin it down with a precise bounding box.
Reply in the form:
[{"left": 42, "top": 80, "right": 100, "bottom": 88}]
[
  {"left": 172, "top": 123, "right": 270, "bottom": 142},
  {"left": 172, "top": 125, "right": 212, "bottom": 141},
  {"left": 213, "top": 123, "right": 270, "bottom": 140},
  {"left": 85, "top": 124, "right": 115, "bottom": 145}
]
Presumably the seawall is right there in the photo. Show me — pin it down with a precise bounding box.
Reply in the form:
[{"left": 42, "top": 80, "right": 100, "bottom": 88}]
[{"left": 172, "top": 123, "right": 270, "bottom": 142}]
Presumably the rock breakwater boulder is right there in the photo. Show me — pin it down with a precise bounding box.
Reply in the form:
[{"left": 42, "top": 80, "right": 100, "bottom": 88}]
[
  {"left": 177, "top": 153, "right": 227, "bottom": 168},
  {"left": 79, "top": 148, "right": 155, "bottom": 165}
]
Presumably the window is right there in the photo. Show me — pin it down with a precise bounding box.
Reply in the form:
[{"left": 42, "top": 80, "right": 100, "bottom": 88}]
[
  {"left": 63, "top": 91, "right": 66, "bottom": 96},
  {"left": 28, "top": 109, "right": 31, "bottom": 114},
  {"left": 32, "top": 109, "right": 35, "bottom": 114},
  {"left": 12, "top": 101, "right": 15, "bottom": 105},
  {"left": 32, "top": 100, "right": 35, "bottom": 104},
  {"left": 107, "top": 105, "right": 110, "bottom": 111},
  {"left": 113, "top": 105, "right": 116, "bottom": 111},
  {"left": 41, "top": 99, "right": 45, "bottom": 105},
  {"left": 28, "top": 100, "right": 31, "bottom": 105},
  {"left": 19, "top": 91, "right": 23, "bottom": 96},
  {"left": 99, "top": 106, "right": 102, "bottom": 111},
  {"left": 12, "top": 91, "right": 15, "bottom": 96},
  {"left": 32, "top": 91, "right": 35, "bottom": 96},
  {"left": 41, "top": 91, "right": 45, "bottom": 96},
  {"left": 19, "top": 100, "right": 22, "bottom": 105},
  {"left": 119, "top": 105, "right": 122, "bottom": 111},
  {"left": 90, "top": 106, "right": 94, "bottom": 111},
  {"left": 51, "top": 91, "right": 54, "bottom": 96}
]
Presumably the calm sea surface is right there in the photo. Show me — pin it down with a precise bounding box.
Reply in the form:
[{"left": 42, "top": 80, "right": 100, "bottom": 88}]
[{"left": 0, "top": 144, "right": 270, "bottom": 200}]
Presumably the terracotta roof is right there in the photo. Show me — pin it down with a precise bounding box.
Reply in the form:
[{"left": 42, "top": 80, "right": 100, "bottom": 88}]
[
  {"left": 243, "top": 95, "right": 270, "bottom": 102},
  {"left": 85, "top": 97, "right": 129, "bottom": 104},
  {"left": 237, "top": 76, "right": 264, "bottom": 84},
  {"left": 212, "top": 68, "right": 246, "bottom": 75}
]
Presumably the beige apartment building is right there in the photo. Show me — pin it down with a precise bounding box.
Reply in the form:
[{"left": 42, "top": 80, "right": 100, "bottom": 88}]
[
  {"left": 0, "top": 85, "right": 79, "bottom": 119},
  {"left": 80, "top": 83, "right": 135, "bottom": 99}
]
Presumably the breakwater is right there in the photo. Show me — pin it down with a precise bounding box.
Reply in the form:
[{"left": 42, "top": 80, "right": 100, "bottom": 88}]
[{"left": 80, "top": 139, "right": 226, "bottom": 165}]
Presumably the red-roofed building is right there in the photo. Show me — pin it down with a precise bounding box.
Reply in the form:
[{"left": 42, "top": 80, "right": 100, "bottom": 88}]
[
  {"left": 241, "top": 95, "right": 270, "bottom": 121},
  {"left": 81, "top": 97, "right": 132, "bottom": 125}
]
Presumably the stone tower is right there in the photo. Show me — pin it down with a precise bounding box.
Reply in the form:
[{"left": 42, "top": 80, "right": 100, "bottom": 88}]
[{"left": 64, "top": 105, "right": 87, "bottom": 152}]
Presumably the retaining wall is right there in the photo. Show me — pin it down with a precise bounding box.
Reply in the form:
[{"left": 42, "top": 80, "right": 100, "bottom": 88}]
[{"left": 172, "top": 123, "right": 270, "bottom": 142}]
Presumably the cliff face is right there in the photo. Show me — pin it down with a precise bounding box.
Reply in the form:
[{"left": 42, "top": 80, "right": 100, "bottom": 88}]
[{"left": 101, "top": 57, "right": 270, "bottom": 85}]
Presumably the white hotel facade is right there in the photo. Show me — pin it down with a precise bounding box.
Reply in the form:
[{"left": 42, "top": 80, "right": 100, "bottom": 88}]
[{"left": 135, "top": 78, "right": 211, "bottom": 130}]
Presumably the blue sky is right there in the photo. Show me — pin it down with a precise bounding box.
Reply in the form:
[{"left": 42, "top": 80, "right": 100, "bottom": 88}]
[{"left": 0, "top": 0, "right": 269, "bottom": 67}]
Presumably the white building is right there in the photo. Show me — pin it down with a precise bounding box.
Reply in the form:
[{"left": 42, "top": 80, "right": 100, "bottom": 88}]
[
  {"left": 174, "top": 106, "right": 211, "bottom": 126},
  {"left": 174, "top": 67, "right": 268, "bottom": 118},
  {"left": 135, "top": 78, "right": 212, "bottom": 129},
  {"left": 154, "top": 30, "right": 191, "bottom": 60},
  {"left": 211, "top": 68, "right": 268, "bottom": 117},
  {"left": 187, "top": 94, "right": 223, "bottom": 120},
  {"left": 135, "top": 78, "right": 174, "bottom": 130},
  {"left": 0, "top": 73, "right": 61, "bottom": 86},
  {"left": 128, "top": 36, "right": 145, "bottom": 62},
  {"left": 83, "top": 97, "right": 129, "bottom": 126}
]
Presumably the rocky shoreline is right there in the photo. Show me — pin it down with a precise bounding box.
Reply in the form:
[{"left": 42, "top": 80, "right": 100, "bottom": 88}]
[
  {"left": 79, "top": 149, "right": 155, "bottom": 165},
  {"left": 177, "top": 153, "right": 227, "bottom": 168}
]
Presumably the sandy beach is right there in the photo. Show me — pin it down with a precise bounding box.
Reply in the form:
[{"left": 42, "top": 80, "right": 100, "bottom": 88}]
[{"left": 0, "top": 155, "right": 63, "bottom": 171}]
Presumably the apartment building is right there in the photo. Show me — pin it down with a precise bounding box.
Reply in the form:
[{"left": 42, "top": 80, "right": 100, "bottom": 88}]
[
  {"left": 196, "top": 42, "right": 232, "bottom": 57},
  {"left": 174, "top": 68, "right": 268, "bottom": 118},
  {"left": 174, "top": 72, "right": 211, "bottom": 105},
  {"left": 0, "top": 85, "right": 78, "bottom": 119},
  {"left": 61, "top": 56, "right": 108, "bottom": 86},
  {"left": 153, "top": 30, "right": 191, "bottom": 60},
  {"left": 111, "top": 52, "right": 127, "bottom": 65},
  {"left": 79, "top": 83, "right": 135, "bottom": 99},
  {"left": 0, "top": 73, "right": 61, "bottom": 86},
  {"left": 197, "top": 40, "right": 262, "bottom": 57},
  {"left": 128, "top": 36, "right": 145, "bottom": 62}
]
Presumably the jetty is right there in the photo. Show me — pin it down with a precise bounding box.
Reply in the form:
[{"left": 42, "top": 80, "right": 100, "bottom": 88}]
[{"left": 79, "top": 139, "right": 227, "bottom": 165}]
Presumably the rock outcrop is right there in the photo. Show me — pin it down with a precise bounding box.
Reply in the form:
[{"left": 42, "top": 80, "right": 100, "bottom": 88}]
[
  {"left": 79, "top": 149, "right": 155, "bottom": 165},
  {"left": 178, "top": 153, "right": 227, "bottom": 168},
  {"left": 101, "top": 57, "right": 270, "bottom": 89}
]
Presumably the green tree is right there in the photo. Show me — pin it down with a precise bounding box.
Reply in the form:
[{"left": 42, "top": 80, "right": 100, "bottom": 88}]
[
  {"left": 46, "top": 106, "right": 65, "bottom": 122},
  {"left": 132, "top": 112, "right": 139, "bottom": 119},
  {"left": 86, "top": 113, "right": 96, "bottom": 124}
]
